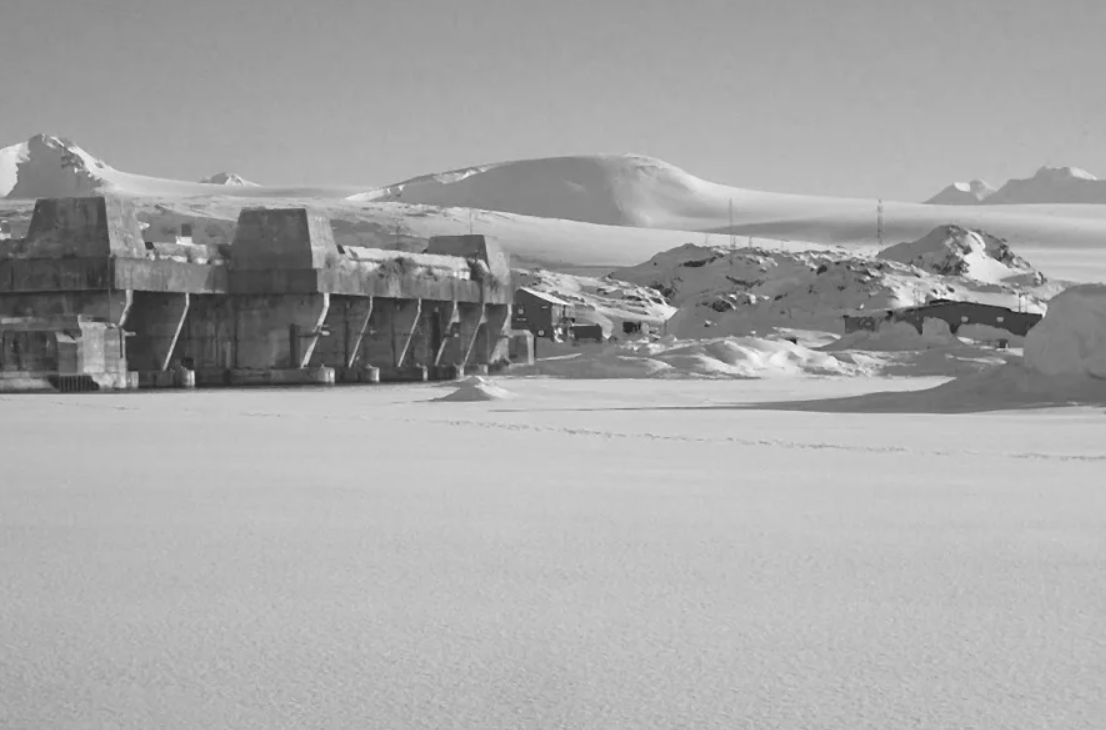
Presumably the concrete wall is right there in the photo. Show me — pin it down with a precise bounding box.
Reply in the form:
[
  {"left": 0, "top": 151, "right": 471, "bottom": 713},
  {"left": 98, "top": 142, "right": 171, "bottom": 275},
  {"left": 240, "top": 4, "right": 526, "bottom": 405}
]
[
  {"left": 14, "top": 196, "right": 146, "bottom": 259},
  {"left": 231, "top": 208, "right": 339, "bottom": 271}
]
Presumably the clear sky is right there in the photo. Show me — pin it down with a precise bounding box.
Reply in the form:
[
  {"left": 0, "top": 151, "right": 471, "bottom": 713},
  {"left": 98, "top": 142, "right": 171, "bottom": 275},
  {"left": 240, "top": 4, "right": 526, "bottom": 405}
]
[{"left": 2, "top": 0, "right": 1103, "bottom": 201}]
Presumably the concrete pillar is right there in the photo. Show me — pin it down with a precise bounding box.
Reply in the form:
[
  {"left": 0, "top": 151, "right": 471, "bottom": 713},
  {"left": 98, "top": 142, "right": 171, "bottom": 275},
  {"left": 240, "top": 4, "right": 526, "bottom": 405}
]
[{"left": 483, "top": 303, "right": 511, "bottom": 366}]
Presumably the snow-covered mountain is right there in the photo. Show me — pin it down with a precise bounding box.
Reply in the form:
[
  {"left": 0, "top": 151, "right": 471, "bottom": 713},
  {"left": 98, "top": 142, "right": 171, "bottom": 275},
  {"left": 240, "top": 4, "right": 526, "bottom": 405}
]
[
  {"left": 0, "top": 134, "right": 357, "bottom": 199},
  {"left": 986, "top": 166, "right": 1106, "bottom": 205},
  {"left": 609, "top": 227, "right": 1060, "bottom": 338},
  {"left": 924, "top": 180, "right": 996, "bottom": 205},
  {"left": 198, "top": 172, "right": 258, "bottom": 187},
  {"left": 924, "top": 166, "right": 1106, "bottom": 206},
  {"left": 3, "top": 133, "right": 1106, "bottom": 279}
]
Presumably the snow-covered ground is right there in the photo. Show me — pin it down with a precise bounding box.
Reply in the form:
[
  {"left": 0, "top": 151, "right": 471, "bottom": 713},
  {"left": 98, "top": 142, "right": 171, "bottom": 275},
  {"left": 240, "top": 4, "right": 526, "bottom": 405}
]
[{"left": 2, "top": 380, "right": 1105, "bottom": 730}]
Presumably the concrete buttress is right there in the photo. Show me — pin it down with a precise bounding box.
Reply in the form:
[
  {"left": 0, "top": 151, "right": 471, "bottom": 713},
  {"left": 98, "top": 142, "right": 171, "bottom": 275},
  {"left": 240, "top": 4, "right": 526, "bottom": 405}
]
[
  {"left": 344, "top": 297, "right": 375, "bottom": 368},
  {"left": 392, "top": 299, "right": 423, "bottom": 367}
]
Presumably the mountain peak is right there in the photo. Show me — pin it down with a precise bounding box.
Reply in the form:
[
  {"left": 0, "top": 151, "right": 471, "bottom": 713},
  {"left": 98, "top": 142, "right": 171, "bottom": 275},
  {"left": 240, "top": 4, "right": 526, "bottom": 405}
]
[
  {"left": 924, "top": 179, "right": 995, "bottom": 205},
  {"left": 199, "top": 171, "right": 258, "bottom": 186},
  {"left": 1031, "top": 165, "right": 1097, "bottom": 182}
]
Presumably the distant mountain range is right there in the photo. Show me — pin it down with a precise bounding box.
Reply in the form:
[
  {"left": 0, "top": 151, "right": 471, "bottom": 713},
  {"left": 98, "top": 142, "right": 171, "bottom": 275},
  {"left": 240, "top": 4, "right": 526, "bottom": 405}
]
[{"left": 924, "top": 166, "right": 1105, "bottom": 205}]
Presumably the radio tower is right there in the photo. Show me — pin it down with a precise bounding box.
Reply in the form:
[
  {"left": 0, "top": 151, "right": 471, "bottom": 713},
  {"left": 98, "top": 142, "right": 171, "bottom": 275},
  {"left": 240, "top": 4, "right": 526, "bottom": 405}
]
[
  {"left": 876, "top": 199, "right": 884, "bottom": 248},
  {"left": 728, "top": 198, "right": 736, "bottom": 248}
]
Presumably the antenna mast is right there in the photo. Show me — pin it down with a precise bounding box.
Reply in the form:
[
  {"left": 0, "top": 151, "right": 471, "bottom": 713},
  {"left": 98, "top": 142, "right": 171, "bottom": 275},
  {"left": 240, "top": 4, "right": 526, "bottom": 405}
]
[
  {"left": 876, "top": 199, "right": 884, "bottom": 248},
  {"left": 728, "top": 199, "right": 736, "bottom": 248}
]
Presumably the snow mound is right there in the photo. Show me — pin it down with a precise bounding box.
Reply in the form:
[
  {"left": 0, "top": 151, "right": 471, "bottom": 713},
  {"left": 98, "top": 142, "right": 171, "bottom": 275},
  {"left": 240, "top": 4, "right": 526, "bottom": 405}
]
[
  {"left": 433, "top": 376, "right": 516, "bottom": 402},
  {"left": 823, "top": 319, "right": 959, "bottom": 352},
  {"left": 1023, "top": 284, "right": 1106, "bottom": 378},
  {"left": 878, "top": 225, "right": 1042, "bottom": 285},
  {"left": 957, "top": 323, "right": 1024, "bottom": 346},
  {"left": 535, "top": 336, "right": 853, "bottom": 379},
  {"left": 199, "top": 172, "right": 258, "bottom": 187},
  {"left": 924, "top": 179, "right": 995, "bottom": 205}
]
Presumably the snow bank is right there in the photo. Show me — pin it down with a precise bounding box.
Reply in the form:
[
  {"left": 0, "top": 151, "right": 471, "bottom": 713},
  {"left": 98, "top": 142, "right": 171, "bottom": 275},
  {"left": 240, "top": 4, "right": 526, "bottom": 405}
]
[
  {"left": 433, "top": 376, "right": 516, "bottom": 402},
  {"left": 535, "top": 336, "right": 853, "bottom": 379},
  {"left": 1023, "top": 284, "right": 1106, "bottom": 378},
  {"left": 957, "top": 323, "right": 1023, "bottom": 346}
]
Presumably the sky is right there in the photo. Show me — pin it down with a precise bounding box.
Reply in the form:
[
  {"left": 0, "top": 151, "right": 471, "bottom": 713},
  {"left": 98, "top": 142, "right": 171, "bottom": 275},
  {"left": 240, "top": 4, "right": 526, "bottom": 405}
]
[{"left": 1, "top": 0, "right": 1104, "bottom": 201}]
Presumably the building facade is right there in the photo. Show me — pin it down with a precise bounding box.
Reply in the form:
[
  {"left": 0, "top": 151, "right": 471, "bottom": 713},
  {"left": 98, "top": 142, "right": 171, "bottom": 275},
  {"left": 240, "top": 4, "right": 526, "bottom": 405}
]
[
  {"left": 0, "top": 196, "right": 514, "bottom": 389},
  {"left": 843, "top": 299, "right": 1043, "bottom": 337}
]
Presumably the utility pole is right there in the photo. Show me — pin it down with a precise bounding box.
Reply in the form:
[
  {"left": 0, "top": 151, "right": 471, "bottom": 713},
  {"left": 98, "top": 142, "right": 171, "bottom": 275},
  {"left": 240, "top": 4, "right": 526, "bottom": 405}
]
[
  {"left": 876, "top": 199, "right": 884, "bottom": 248},
  {"left": 468, "top": 209, "right": 474, "bottom": 235}
]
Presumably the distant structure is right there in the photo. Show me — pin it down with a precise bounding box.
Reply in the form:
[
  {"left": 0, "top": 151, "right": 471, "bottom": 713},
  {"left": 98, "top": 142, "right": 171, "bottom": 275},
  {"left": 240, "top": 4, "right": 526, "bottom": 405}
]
[
  {"left": 843, "top": 299, "right": 1042, "bottom": 337},
  {"left": 0, "top": 315, "right": 133, "bottom": 391},
  {"left": 512, "top": 286, "right": 575, "bottom": 341},
  {"left": 0, "top": 196, "right": 513, "bottom": 391}
]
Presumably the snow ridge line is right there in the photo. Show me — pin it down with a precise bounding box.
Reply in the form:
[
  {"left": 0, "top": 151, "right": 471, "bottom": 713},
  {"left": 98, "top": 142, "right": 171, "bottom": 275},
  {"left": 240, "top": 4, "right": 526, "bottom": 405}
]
[{"left": 396, "top": 415, "right": 1106, "bottom": 463}]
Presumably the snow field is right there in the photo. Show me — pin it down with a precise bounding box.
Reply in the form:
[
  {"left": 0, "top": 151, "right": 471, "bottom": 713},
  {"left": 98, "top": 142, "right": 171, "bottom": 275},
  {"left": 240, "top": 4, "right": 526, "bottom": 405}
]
[{"left": 2, "top": 382, "right": 1105, "bottom": 730}]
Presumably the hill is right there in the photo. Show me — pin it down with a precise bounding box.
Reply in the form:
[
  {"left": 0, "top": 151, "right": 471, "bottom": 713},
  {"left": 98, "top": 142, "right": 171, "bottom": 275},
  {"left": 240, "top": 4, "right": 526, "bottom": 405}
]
[{"left": 610, "top": 226, "right": 1061, "bottom": 339}]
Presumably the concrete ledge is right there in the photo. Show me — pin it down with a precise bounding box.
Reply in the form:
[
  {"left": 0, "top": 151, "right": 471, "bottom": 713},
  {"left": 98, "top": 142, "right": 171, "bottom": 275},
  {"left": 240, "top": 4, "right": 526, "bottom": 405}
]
[
  {"left": 137, "top": 369, "right": 196, "bottom": 389},
  {"left": 228, "top": 367, "right": 336, "bottom": 386},
  {"left": 192, "top": 367, "right": 336, "bottom": 387},
  {"left": 430, "top": 364, "right": 465, "bottom": 381},
  {"left": 377, "top": 365, "right": 428, "bottom": 383},
  {"left": 335, "top": 366, "right": 380, "bottom": 384}
]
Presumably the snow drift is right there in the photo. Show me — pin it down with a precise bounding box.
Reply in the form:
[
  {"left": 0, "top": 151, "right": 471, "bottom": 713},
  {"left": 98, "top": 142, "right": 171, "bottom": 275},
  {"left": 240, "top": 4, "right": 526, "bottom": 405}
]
[
  {"left": 434, "top": 376, "right": 515, "bottom": 402},
  {"left": 1023, "top": 284, "right": 1106, "bottom": 378},
  {"left": 533, "top": 336, "right": 854, "bottom": 379}
]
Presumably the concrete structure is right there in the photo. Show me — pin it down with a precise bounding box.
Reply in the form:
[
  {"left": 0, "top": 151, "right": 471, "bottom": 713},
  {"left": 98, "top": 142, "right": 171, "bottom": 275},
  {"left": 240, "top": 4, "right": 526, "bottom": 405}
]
[
  {"left": 843, "top": 299, "right": 1043, "bottom": 337},
  {"left": 0, "top": 196, "right": 513, "bottom": 389},
  {"left": 512, "top": 286, "right": 574, "bottom": 340},
  {"left": 0, "top": 315, "right": 134, "bottom": 391}
]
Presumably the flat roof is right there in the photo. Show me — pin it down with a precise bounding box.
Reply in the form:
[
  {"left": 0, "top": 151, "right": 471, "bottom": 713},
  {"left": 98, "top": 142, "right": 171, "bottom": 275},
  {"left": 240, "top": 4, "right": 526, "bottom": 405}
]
[{"left": 517, "top": 286, "right": 574, "bottom": 307}]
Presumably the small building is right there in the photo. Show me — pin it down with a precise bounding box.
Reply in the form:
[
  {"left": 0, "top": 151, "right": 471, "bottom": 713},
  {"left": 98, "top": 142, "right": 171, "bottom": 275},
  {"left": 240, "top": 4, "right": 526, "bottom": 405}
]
[
  {"left": 569, "top": 323, "right": 605, "bottom": 343},
  {"left": 512, "top": 287, "right": 574, "bottom": 340},
  {"left": 843, "top": 299, "right": 1043, "bottom": 337},
  {"left": 0, "top": 315, "right": 134, "bottom": 391}
]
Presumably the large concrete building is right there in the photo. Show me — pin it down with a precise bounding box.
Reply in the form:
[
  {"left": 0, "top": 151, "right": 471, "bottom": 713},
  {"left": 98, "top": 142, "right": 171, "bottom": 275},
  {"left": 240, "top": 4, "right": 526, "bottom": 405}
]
[{"left": 0, "top": 196, "right": 513, "bottom": 388}]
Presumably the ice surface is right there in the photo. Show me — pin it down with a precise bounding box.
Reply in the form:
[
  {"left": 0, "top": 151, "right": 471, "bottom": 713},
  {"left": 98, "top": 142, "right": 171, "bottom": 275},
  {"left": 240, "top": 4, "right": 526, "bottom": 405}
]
[
  {"left": 1024, "top": 284, "right": 1106, "bottom": 378},
  {"left": 2, "top": 382, "right": 1105, "bottom": 729}
]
